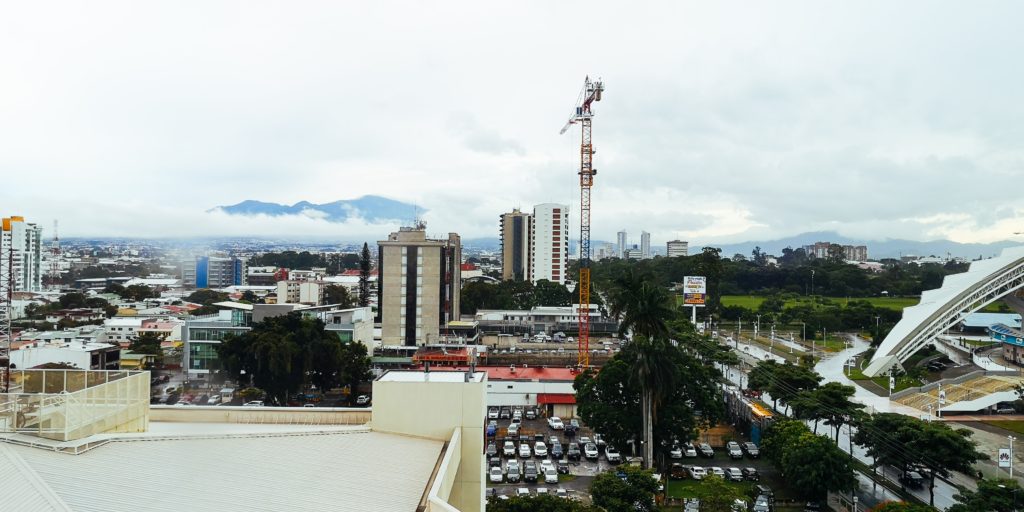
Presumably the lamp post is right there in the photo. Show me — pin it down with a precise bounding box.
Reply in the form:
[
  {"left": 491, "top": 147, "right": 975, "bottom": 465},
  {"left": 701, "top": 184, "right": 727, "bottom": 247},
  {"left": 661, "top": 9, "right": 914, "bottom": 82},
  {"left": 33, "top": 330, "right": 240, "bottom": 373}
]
[{"left": 1011, "top": 435, "right": 1017, "bottom": 479}]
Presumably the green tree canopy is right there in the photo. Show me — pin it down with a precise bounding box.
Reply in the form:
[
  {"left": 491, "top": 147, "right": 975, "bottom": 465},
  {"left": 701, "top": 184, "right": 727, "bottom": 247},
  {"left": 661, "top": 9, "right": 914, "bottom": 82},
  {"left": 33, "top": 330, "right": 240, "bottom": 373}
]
[
  {"left": 485, "top": 494, "right": 600, "bottom": 512},
  {"left": 762, "top": 420, "right": 856, "bottom": 501},
  {"left": 216, "top": 313, "right": 369, "bottom": 405},
  {"left": 590, "top": 465, "right": 659, "bottom": 512},
  {"left": 949, "top": 478, "right": 1023, "bottom": 512},
  {"left": 692, "top": 475, "right": 745, "bottom": 512},
  {"left": 324, "top": 285, "right": 355, "bottom": 308}
]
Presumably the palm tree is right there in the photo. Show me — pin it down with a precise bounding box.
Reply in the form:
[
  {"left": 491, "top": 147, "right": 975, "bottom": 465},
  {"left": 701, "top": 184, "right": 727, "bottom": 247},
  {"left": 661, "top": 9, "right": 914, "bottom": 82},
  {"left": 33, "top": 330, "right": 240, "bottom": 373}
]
[
  {"left": 630, "top": 336, "right": 678, "bottom": 469},
  {"left": 608, "top": 270, "right": 674, "bottom": 340}
]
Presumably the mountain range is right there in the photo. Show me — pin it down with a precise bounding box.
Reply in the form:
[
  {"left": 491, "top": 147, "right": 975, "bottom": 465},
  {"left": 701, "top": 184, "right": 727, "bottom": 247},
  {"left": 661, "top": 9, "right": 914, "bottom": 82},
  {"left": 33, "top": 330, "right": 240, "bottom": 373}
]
[
  {"left": 211, "top": 195, "right": 420, "bottom": 223},
  {"left": 704, "top": 231, "right": 1020, "bottom": 260}
]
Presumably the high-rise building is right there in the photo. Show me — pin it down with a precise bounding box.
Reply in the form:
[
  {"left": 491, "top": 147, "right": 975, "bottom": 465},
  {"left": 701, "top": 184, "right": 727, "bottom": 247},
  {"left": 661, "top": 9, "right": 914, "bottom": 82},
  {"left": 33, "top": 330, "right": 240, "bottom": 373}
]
[
  {"left": 499, "top": 209, "right": 532, "bottom": 281},
  {"left": 640, "top": 231, "right": 651, "bottom": 259},
  {"left": 666, "top": 240, "right": 689, "bottom": 258},
  {"left": 531, "top": 203, "right": 568, "bottom": 285},
  {"left": 801, "top": 242, "right": 868, "bottom": 261},
  {"left": 377, "top": 226, "right": 461, "bottom": 346},
  {"left": 183, "top": 255, "right": 246, "bottom": 289},
  {"left": 625, "top": 246, "right": 642, "bottom": 260},
  {"left": 617, "top": 230, "right": 627, "bottom": 258},
  {"left": 1, "top": 216, "right": 43, "bottom": 293}
]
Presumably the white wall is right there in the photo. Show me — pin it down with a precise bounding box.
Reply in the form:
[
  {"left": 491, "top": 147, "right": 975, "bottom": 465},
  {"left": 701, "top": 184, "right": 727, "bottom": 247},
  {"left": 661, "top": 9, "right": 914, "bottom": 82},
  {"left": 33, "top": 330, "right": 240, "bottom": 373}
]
[
  {"left": 485, "top": 380, "right": 574, "bottom": 406},
  {"left": 10, "top": 347, "right": 93, "bottom": 369}
]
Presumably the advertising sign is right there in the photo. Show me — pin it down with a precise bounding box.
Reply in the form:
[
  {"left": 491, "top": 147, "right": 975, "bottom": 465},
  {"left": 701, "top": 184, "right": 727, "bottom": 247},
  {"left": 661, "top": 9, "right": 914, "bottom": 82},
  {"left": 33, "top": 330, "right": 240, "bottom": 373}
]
[
  {"left": 1000, "top": 448, "right": 1012, "bottom": 468},
  {"left": 683, "top": 276, "right": 707, "bottom": 306}
]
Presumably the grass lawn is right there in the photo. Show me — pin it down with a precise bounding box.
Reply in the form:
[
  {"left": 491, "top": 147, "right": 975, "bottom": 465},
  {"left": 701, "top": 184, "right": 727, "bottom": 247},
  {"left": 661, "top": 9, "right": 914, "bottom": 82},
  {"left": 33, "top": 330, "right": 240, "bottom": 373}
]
[
  {"left": 983, "top": 420, "right": 1024, "bottom": 435},
  {"left": 847, "top": 367, "right": 921, "bottom": 392},
  {"left": 719, "top": 295, "right": 920, "bottom": 312},
  {"left": 666, "top": 478, "right": 756, "bottom": 499}
]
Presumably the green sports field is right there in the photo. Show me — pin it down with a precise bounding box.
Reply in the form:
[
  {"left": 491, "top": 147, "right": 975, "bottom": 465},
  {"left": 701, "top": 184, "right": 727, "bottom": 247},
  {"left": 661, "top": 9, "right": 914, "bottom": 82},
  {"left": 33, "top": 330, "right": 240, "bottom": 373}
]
[{"left": 714, "top": 295, "right": 919, "bottom": 311}]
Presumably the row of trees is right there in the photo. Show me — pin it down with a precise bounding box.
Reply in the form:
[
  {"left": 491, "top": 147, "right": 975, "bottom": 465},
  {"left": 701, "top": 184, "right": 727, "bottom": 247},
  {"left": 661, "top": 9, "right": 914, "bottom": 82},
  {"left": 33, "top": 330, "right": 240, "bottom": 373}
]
[
  {"left": 748, "top": 357, "right": 988, "bottom": 506},
  {"left": 588, "top": 246, "right": 972, "bottom": 308},
  {"left": 460, "top": 279, "right": 592, "bottom": 314},
  {"left": 854, "top": 413, "right": 986, "bottom": 506},
  {"left": 249, "top": 250, "right": 362, "bottom": 273},
  {"left": 215, "top": 313, "right": 371, "bottom": 405}
]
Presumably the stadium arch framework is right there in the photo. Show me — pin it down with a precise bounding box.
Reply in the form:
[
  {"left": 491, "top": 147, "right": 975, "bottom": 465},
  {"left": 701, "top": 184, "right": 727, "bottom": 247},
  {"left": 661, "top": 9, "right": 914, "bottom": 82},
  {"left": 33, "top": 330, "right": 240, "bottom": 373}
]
[{"left": 864, "top": 246, "right": 1024, "bottom": 377}]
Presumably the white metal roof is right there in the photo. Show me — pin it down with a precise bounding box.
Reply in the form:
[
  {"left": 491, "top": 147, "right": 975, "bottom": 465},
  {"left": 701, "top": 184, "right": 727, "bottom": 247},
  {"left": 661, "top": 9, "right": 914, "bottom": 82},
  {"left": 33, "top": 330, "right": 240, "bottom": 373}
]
[
  {"left": 6, "top": 427, "right": 443, "bottom": 512},
  {"left": 0, "top": 444, "right": 70, "bottom": 511}
]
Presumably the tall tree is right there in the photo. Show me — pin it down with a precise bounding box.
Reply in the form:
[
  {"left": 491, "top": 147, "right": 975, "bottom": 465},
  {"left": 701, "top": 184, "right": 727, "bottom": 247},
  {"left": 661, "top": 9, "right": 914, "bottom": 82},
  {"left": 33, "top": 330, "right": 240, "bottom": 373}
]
[
  {"left": 607, "top": 270, "right": 674, "bottom": 339},
  {"left": 908, "top": 421, "right": 986, "bottom": 506},
  {"left": 324, "top": 284, "right": 355, "bottom": 308},
  {"left": 358, "top": 242, "right": 372, "bottom": 307},
  {"left": 575, "top": 336, "right": 723, "bottom": 470},
  {"left": 630, "top": 336, "right": 677, "bottom": 469}
]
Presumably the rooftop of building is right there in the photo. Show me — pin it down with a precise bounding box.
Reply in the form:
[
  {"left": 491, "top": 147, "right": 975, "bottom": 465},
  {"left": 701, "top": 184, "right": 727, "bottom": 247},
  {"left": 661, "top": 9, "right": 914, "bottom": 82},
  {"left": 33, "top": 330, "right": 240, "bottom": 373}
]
[
  {"left": 378, "top": 369, "right": 485, "bottom": 383},
  {"left": 962, "top": 312, "right": 1022, "bottom": 328},
  {"left": 1, "top": 423, "right": 444, "bottom": 512},
  {"left": 428, "top": 365, "right": 578, "bottom": 382}
]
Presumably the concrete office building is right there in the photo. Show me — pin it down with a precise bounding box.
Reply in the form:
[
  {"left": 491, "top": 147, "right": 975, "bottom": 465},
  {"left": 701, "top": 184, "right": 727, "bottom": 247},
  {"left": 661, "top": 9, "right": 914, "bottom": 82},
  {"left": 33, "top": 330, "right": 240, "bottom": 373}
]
[
  {"left": 640, "top": 231, "right": 651, "bottom": 259},
  {"left": 531, "top": 203, "right": 568, "bottom": 285},
  {"left": 1, "top": 216, "right": 43, "bottom": 293},
  {"left": 377, "top": 226, "right": 462, "bottom": 346},
  {"left": 617, "top": 230, "right": 627, "bottom": 258},
  {"left": 667, "top": 240, "right": 689, "bottom": 258},
  {"left": 499, "top": 209, "right": 532, "bottom": 281}
]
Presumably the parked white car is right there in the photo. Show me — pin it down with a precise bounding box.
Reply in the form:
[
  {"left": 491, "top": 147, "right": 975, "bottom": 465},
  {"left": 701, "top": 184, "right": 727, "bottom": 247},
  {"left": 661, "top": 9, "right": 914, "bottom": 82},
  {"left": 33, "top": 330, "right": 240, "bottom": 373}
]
[
  {"left": 489, "top": 467, "right": 504, "bottom": 483},
  {"left": 534, "top": 442, "right": 548, "bottom": 457},
  {"left": 544, "top": 468, "right": 559, "bottom": 484},
  {"left": 547, "top": 417, "right": 564, "bottom": 430},
  {"left": 690, "top": 466, "right": 707, "bottom": 480},
  {"left": 519, "top": 443, "right": 532, "bottom": 458}
]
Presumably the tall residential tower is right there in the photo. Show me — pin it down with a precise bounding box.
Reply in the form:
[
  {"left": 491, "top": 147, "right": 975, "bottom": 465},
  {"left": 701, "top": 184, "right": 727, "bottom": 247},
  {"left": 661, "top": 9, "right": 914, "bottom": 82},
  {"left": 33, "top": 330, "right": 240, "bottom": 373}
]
[
  {"left": 377, "top": 226, "right": 461, "bottom": 346},
  {"left": 531, "top": 203, "right": 568, "bottom": 285},
  {"left": 499, "top": 209, "right": 532, "bottom": 281},
  {"left": 1, "top": 216, "right": 43, "bottom": 294}
]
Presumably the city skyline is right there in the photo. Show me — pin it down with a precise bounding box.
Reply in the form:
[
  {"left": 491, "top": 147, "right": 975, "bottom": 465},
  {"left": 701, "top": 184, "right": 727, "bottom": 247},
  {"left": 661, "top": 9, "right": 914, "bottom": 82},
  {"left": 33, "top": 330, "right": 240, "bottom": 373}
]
[{"left": 3, "top": 2, "right": 1024, "bottom": 246}]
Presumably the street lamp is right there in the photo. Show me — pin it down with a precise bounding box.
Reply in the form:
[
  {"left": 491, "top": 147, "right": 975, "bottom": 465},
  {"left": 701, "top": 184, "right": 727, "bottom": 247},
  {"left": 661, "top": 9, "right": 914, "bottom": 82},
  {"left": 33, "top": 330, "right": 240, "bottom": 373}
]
[{"left": 1010, "top": 435, "right": 1017, "bottom": 479}]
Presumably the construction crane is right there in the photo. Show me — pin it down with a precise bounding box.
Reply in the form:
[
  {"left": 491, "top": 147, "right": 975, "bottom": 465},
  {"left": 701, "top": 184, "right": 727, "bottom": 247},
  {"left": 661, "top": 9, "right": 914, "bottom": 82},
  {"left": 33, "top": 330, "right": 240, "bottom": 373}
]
[{"left": 560, "top": 76, "right": 604, "bottom": 367}]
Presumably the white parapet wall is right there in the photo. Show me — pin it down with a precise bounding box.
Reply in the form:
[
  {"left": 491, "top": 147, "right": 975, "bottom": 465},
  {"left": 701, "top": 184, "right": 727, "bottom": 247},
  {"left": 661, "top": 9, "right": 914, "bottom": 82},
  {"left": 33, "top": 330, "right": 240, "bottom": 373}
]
[
  {"left": 372, "top": 370, "right": 486, "bottom": 512},
  {"left": 0, "top": 370, "right": 150, "bottom": 442}
]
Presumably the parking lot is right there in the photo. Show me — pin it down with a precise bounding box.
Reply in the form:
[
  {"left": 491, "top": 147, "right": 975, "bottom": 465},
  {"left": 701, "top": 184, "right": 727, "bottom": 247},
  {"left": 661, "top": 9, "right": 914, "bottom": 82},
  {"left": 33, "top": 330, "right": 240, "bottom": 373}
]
[
  {"left": 485, "top": 408, "right": 625, "bottom": 502},
  {"left": 484, "top": 407, "right": 814, "bottom": 509}
]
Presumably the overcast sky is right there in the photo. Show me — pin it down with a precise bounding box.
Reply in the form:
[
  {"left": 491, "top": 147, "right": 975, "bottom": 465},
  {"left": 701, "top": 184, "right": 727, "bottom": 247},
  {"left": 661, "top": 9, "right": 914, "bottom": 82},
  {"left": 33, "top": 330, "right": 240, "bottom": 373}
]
[{"left": 2, "top": 1, "right": 1023, "bottom": 246}]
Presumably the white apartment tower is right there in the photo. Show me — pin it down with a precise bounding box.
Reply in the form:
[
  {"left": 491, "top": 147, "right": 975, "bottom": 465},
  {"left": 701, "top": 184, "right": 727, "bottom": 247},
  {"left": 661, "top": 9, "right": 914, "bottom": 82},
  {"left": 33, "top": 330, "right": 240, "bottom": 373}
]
[
  {"left": 617, "top": 230, "right": 627, "bottom": 259},
  {"left": 640, "top": 231, "right": 651, "bottom": 259},
  {"left": 531, "top": 203, "right": 568, "bottom": 285},
  {"left": 667, "top": 240, "right": 689, "bottom": 258},
  {"left": 1, "top": 216, "right": 43, "bottom": 294}
]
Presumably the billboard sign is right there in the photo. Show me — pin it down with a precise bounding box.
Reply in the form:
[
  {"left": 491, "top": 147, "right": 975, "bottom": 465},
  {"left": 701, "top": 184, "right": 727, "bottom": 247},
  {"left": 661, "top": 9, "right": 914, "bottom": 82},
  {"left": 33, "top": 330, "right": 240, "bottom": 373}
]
[
  {"left": 683, "top": 276, "right": 707, "bottom": 306},
  {"left": 1000, "top": 448, "right": 1012, "bottom": 468}
]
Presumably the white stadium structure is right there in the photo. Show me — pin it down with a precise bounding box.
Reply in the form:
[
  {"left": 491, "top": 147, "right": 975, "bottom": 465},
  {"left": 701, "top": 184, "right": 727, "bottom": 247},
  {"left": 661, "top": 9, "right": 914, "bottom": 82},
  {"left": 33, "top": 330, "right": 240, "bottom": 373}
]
[{"left": 864, "top": 246, "right": 1024, "bottom": 378}]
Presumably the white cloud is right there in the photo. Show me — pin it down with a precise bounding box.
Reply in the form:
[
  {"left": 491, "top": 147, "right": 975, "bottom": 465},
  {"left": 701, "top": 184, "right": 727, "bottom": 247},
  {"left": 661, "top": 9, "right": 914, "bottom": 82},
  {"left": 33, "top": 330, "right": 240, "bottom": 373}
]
[{"left": 2, "top": 1, "right": 1023, "bottom": 245}]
